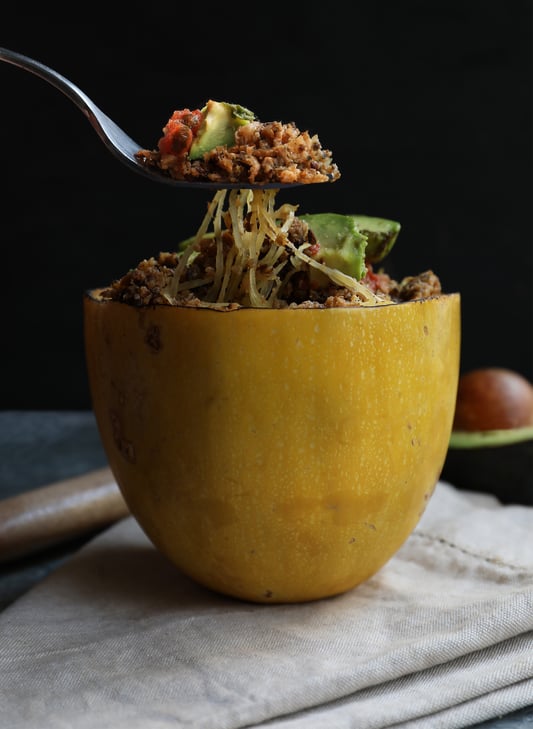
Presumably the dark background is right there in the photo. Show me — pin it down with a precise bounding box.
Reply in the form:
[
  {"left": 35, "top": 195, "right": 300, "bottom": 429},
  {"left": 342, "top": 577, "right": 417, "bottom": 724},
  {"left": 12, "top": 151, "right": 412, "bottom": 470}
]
[{"left": 1, "top": 0, "right": 531, "bottom": 409}]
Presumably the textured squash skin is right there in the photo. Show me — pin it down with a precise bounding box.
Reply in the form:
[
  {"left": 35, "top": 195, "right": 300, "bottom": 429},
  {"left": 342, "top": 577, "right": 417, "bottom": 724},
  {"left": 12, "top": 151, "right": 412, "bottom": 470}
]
[{"left": 84, "top": 292, "right": 461, "bottom": 603}]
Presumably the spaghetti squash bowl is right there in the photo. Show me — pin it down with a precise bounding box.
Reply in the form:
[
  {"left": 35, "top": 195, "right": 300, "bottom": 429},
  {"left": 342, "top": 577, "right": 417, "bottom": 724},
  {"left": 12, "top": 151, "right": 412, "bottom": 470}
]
[{"left": 84, "top": 291, "right": 460, "bottom": 603}]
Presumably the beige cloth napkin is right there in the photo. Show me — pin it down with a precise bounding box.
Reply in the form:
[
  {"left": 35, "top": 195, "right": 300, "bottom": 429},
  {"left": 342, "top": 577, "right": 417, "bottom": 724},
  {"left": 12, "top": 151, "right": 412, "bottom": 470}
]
[{"left": 1, "top": 480, "right": 532, "bottom": 729}]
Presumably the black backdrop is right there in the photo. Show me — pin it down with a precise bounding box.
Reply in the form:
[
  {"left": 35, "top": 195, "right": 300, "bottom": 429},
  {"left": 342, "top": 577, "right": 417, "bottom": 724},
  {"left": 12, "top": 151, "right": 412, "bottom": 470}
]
[{"left": 1, "top": 1, "right": 531, "bottom": 409}]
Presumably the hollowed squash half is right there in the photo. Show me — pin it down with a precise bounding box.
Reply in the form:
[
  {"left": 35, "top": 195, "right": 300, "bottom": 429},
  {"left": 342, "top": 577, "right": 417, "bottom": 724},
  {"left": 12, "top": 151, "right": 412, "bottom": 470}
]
[{"left": 84, "top": 291, "right": 460, "bottom": 603}]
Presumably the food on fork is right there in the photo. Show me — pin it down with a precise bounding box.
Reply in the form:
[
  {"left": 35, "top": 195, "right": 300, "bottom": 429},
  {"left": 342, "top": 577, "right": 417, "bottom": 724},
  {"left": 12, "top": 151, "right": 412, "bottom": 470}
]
[{"left": 135, "top": 100, "right": 341, "bottom": 185}]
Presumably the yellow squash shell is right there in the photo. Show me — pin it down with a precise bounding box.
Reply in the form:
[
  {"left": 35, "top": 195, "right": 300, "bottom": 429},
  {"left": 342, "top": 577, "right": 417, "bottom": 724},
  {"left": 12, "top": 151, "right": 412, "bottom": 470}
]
[{"left": 84, "top": 292, "right": 461, "bottom": 603}]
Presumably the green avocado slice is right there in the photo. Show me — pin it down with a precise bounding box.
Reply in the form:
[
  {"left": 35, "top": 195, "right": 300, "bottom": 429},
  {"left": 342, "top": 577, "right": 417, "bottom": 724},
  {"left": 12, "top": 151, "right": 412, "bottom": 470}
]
[
  {"left": 188, "top": 100, "right": 255, "bottom": 160},
  {"left": 299, "top": 214, "right": 368, "bottom": 280},
  {"left": 348, "top": 215, "right": 401, "bottom": 263},
  {"left": 177, "top": 233, "right": 207, "bottom": 251}
]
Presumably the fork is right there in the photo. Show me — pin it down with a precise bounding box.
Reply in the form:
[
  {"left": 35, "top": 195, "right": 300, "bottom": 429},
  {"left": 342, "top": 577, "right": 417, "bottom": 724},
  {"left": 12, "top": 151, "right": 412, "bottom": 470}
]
[{"left": 0, "top": 47, "right": 297, "bottom": 191}]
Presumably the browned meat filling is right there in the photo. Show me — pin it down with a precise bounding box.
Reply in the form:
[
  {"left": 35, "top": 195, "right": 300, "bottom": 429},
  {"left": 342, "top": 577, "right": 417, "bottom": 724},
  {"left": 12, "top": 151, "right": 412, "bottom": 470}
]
[
  {"left": 101, "top": 245, "right": 441, "bottom": 310},
  {"left": 136, "top": 121, "right": 341, "bottom": 185}
]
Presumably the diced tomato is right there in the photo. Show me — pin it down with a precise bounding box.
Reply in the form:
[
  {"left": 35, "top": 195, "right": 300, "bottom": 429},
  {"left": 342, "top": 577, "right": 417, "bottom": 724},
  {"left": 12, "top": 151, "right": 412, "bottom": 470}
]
[
  {"left": 157, "top": 108, "right": 204, "bottom": 158},
  {"left": 158, "top": 122, "right": 192, "bottom": 156},
  {"left": 167, "top": 109, "right": 203, "bottom": 135},
  {"left": 362, "top": 264, "right": 377, "bottom": 289},
  {"left": 362, "top": 264, "right": 392, "bottom": 293}
]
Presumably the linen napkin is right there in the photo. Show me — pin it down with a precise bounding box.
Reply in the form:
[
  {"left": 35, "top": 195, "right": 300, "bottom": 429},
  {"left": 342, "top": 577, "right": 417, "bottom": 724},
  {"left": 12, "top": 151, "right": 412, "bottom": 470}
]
[{"left": 0, "top": 480, "right": 532, "bottom": 729}]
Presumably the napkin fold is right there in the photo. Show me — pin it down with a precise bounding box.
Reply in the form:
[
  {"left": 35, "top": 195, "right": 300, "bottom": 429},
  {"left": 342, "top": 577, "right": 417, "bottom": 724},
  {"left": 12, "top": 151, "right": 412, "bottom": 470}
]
[{"left": 1, "top": 480, "right": 532, "bottom": 729}]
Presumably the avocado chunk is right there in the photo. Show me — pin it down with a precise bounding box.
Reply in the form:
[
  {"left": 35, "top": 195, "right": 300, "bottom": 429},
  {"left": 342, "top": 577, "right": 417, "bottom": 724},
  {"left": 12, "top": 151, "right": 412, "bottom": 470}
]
[
  {"left": 188, "top": 100, "right": 255, "bottom": 160},
  {"left": 299, "top": 213, "right": 368, "bottom": 280},
  {"left": 178, "top": 235, "right": 192, "bottom": 251},
  {"left": 441, "top": 425, "right": 533, "bottom": 505},
  {"left": 349, "top": 215, "right": 401, "bottom": 264},
  {"left": 178, "top": 212, "right": 400, "bottom": 282}
]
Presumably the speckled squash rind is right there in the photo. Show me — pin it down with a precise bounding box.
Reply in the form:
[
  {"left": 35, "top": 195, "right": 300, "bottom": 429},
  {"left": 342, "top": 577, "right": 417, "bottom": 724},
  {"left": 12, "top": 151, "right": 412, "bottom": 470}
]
[{"left": 84, "top": 292, "right": 461, "bottom": 603}]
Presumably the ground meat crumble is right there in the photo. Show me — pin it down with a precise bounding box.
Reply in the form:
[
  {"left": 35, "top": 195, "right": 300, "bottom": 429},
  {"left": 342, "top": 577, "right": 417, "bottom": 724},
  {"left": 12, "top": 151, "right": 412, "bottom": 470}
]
[
  {"left": 135, "top": 120, "right": 340, "bottom": 185},
  {"left": 101, "top": 243, "right": 441, "bottom": 310}
]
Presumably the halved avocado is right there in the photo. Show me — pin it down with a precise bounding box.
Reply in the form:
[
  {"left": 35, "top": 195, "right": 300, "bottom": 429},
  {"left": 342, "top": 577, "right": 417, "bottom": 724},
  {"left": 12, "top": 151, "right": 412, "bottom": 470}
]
[{"left": 441, "top": 426, "right": 533, "bottom": 504}]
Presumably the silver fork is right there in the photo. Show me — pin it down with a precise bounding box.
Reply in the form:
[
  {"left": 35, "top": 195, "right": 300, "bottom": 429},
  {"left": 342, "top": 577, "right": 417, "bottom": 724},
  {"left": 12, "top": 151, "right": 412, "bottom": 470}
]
[{"left": 0, "top": 47, "right": 298, "bottom": 191}]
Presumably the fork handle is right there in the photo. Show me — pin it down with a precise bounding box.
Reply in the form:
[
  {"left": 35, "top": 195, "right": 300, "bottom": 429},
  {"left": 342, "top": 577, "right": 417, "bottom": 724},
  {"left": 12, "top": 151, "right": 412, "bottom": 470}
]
[{"left": 0, "top": 46, "right": 96, "bottom": 120}]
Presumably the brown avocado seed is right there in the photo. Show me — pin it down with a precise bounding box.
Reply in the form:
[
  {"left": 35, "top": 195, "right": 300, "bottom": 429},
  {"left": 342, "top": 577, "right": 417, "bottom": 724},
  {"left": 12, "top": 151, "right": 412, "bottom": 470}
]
[{"left": 453, "top": 367, "right": 533, "bottom": 432}]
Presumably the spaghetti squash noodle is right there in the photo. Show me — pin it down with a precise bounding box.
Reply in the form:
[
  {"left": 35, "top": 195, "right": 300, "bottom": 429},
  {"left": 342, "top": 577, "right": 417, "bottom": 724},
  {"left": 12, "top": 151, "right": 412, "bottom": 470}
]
[{"left": 102, "top": 187, "right": 441, "bottom": 310}]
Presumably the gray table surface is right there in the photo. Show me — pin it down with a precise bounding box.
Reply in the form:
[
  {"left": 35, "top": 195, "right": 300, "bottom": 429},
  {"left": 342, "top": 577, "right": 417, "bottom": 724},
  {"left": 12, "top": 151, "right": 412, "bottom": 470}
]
[{"left": 1, "top": 410, "right": 532, "bottom": 728}]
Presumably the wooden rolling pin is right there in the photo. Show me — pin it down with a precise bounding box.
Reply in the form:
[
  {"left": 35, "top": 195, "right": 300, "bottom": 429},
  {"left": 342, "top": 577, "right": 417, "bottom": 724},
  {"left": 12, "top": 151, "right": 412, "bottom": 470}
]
[{"left": 0, "top": 467, "right": 130, "bottom": 563}]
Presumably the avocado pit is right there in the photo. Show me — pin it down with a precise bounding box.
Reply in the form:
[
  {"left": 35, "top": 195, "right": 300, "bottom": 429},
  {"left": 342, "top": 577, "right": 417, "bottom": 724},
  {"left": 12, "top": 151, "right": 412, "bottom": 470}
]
[
  {"left": 442, "top": 368, "right": 533, "bottom": 504},
  {"left": 453, "top": 367, "right": 533, "bottom": 431}
]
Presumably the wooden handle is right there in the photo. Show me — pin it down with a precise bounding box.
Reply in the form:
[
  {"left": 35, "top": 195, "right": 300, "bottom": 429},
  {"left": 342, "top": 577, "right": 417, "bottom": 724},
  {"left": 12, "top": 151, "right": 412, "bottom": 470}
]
[{"left": 0, "top": 467, "right": 130, "bottom": 562}]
